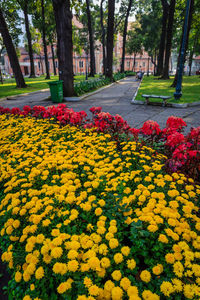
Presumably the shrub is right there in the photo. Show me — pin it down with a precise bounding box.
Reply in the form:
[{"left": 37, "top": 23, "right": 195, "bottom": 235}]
[
  {"left": 113, "top": 73, "right": 126, "bottom": 82},
  {"left": 74, "top": 78, "right": 110, "bottom": 96},
  {"left": 124, "top": 71, "right": 136, "bottom": 76}
]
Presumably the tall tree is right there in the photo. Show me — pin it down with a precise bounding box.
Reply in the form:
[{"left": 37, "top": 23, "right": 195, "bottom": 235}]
[
  {"left": 41, "top": 0, "right": 50, "bottom": 79},
  {"left": 0, "top": 7, "right": 26, "bottom": 87},
  {"left": 105, "top": 0, "right": 115, "bottom": 79},
  {"left": 85, "top": 0, "right": 96, "bottom": 76},
  {"left": 52, "top": 0, "right": 74, "bottom": 96},
  {"left": 100, "top": 0, "right": 106, "bottom": 74},
  {"left": 126, "top": 28, "right": 143, "bottom": 71},
  {"left": 171, "top": 0, "right": 194, "bottom": 87},
  {"left": 17, "top": 0, "right": 36, "bottom": 77},
  {"left": 120, "top": 0, "right": 133, "bottom": 73},
  {"left": 156, "top": 0, "right": 169, "bottom": 76},
  {"left": 161, "top": 0, "right": 176, "bottom": 79}
]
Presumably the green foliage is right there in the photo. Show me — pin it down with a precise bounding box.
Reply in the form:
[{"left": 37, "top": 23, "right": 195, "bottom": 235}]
[
  {"left": 113, "top": 72, "right": 126, "bottom": 81},
  {"left": 74, "top": 77, "right": 110, "bottom": 96}
]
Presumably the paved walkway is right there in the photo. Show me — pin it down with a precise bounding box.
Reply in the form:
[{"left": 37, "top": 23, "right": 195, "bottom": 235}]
[{"left": 0, "top": 77, "right": 200, "bottom": 131}]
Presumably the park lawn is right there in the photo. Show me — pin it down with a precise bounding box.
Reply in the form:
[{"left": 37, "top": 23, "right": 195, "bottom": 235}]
[
  {"left": 135, "top": 75, "right": 200, "bottom": 103},
  {"left": 0, "top": 74, "right": 99, "bottom": 99}
]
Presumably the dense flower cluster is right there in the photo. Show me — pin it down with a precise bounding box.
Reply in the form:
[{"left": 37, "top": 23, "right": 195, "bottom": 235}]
[
  {"left": 1, "top": 106, "right": 199, "bottom": 179},
  {"left": 0, "top": 115, "right": 200, "bottom": 300}
]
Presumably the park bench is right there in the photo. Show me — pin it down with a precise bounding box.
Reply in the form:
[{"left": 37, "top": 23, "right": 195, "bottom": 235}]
[{"left": 142, "top": 94, "right": 171, "bottom": 107}]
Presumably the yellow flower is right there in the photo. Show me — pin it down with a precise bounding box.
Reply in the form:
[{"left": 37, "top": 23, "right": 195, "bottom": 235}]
[
  {"left": 104, "top": 280, "right": 115, "bottom": 292},
  {"left": 35, "top": 266, "right": 44, "bottom": 280},
  {"left": 111, "top": 270, "right": 122, "bottom": 281},
  {"left": 114, "top": 253, "right": 123, "bottom": 264},
  {"left": 140, "top": 270, "right": 151, "bottom": 283},
  {"left": 109, "top": 238, "right": 119, "bottom": 249},
  {"left": 120, "top": 277, "right": 131, "bottom": 290},
  {"left": 15, "top": 271, "right": 22, "bottom": 282},
  {"left": 121, "top": 246, "right": 130, "bottom": 256},
  {"left": 95, "top": 208, "right": 102, "bottom": 216},
  {"left": 67, "top": 250, "right": 78, "bottom": 260},
  {"left": 30, "top": 284, "right": 35, "bottom": 291},
  {"left": 111, "top": 286, "right": 123, "bottom": 300},
  {"left": 152, "top": 264, "right": 163, "bottom": 275},
  {"left": 158, "top": 234, "right": 168, "bottom": 244},
  {"left": 142, "top": 290, "right": 160, "bottom": 300},
  {"left": 88, "top": 285, "right": 99, "bottom": 296},
  {"left": 127, "top": 286, "right": 138, "bottom": 296},
  {"left": 23, "top": 296, "right": 32, "bottom": 300},
  {"left": 101, "top": 257, "right": 111, "bottom": 269},
  {"left": 127, "top": 259, "right": 136, "bottom": 270},
  {"left": 51, "top": 247, "right": 63, "bottom": 259},
  {"left": 84, "top": 277, "right": 92, "bottom": 288},
  {"left": 88, "top": 257, "right": 100, "bottom": 271},
  {"left": 67, "top": 260, "right": 79, "bottom": 272},
  {"left": 160, "top": 281, "right": 174, "bottom": 297},
  {"left": 165, "top": 253, "right": 175, "bottom": 264},
  {"left": 57, "top": 282, "right": 68, "bottom": 294}
]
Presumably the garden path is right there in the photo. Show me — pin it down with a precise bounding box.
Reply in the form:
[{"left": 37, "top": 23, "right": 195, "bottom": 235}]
[{"left": 0, "top": 76, "right": 199, "bottom": 132}]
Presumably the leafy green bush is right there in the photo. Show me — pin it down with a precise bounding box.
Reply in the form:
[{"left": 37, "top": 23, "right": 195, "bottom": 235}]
[
  {"left": 113, "top": 73, "right": 126, "bottom": 82},
  {"left": 124, "top": 71, "right": 136, "bottom": 76},
  {"left": 74, "top": 78, "right": 110, "bottom": 96}
]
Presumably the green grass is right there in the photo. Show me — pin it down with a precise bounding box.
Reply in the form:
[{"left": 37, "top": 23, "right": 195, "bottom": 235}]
[
  {"left": 0, "top": 74, "right": 99, "bottom": 99},
  {"left": 135, "top": 75, "right": 200, "bottom": 103}
]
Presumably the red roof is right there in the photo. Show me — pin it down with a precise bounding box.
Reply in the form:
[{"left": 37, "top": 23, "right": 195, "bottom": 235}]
[{"left": 194, "top": 55, "right": 200, "bottom": 60}]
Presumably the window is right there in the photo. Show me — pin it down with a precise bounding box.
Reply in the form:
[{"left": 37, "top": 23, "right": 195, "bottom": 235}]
[
  {"left": 143, "top": 62, "right": 146, "bottom": 67},
  {"left": 79, "top": 61, "right": 84, "bottom": 68},
  {"left": 38, "top": 62, "right": 40, "bottom": 70},
  {"left": 135, "top": 62, "right": 138, "bottom": 67},
  {"left": 127, "top": 61, "right": 130, "bottom": 67},
  {"left": 55, "top": 61, "right": 58, "bottom": 68}
]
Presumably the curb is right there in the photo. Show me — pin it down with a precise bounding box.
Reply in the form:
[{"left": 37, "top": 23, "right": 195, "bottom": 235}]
[
  {"left": 131, "top": 77, "right": 144, "bottom": 103},
  {"left": 131, "top": 99, "right": 200, "bottom": 108}
]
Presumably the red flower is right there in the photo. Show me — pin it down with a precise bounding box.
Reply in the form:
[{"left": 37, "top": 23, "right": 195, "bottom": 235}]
[
  {"left": 141, "top": 120, "right": 161, "bottom": 135},
  {"left": 166, "top": 116, "right": 187, "bottom": 130},
  {"left": 166, "top": 132, "right": 185, "bottom": 148},
  {"left": 90, "top": 106, "right": 102, "bottom": 114}
]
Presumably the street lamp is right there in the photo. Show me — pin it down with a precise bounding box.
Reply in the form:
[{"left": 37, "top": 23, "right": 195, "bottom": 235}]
[
  {"left": 174, "top": 0, "right": 191, "bottom": 100},
  {"left": 147, "top": 57, "right": 150, "bottom": 77}
]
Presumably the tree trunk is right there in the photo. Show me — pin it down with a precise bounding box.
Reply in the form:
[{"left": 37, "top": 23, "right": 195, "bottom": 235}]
[
  {"left": 0, "top": 8, "right": 26, "bottom": 88},
  {"left": 120, "top": 0, "right": 133, "bottom": 73},
  {"left": 188, "top": 34, "right": 197, "bottom": 76},
  {"left": 100, "top": 0, "right": 106, "bottom": 75},
  {"left": 52, "top": 0, "right": 74, "bottom": 97},
  {"left": 171, "top": 0, "right": 194, "bottom": 87},
  {"left": 132, "top": 53, "right": 136, "bottom": 71},
  {"left": 23, "top": 1, "right": 35, "bottom": 78},
  {"left": 51, "top": 44, "right": 57, "bottom": 75},
  {"left": 161, "top": 0, "right": 176, "bottom": 79},
  {"left": 41, "top": 0, "right": 50, "bottom": 79},
  {"left": 86, "top": 0, "right": 96, "bottom": 77},
  {"left": 156, "top": 0, "right": 169, "bottom": 76},
  {"left": 40, "top": 55, "right": 44, "bottom": 74},
  {"left": 0, "top": 68, "right": 3, "bottom": 84},
  {"left": 105, "top": 0, "right": 115, "bottom": 80}
]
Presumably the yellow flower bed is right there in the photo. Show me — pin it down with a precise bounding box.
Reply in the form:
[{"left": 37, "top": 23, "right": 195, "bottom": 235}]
[{"left": 0, "top": 115, "right": 200, "bottom": 300}]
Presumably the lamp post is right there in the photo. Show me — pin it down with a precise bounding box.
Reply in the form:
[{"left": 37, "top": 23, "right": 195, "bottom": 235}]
[
  {"left": 147, "top": 57, "right": 150, "bottom": 76},
  {"left": 174, "top": 0, "right": 191, "bottom": 100}
]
